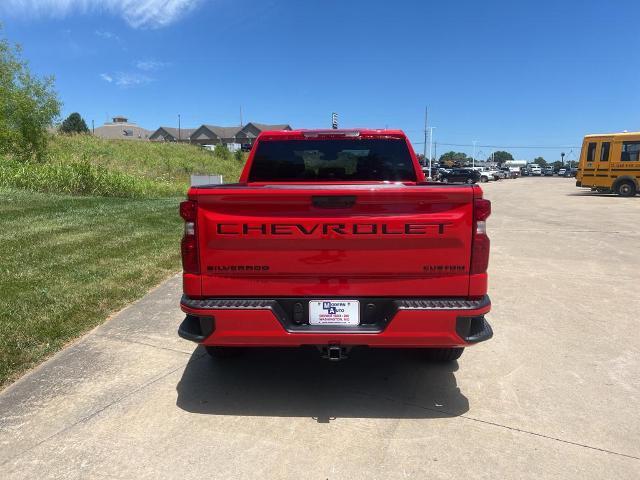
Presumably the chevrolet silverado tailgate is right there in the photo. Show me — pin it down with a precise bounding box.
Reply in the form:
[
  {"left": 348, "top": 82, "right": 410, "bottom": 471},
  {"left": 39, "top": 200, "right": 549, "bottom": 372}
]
[{"left": 194, "top": 184, "right": 474, "bottom": 297}]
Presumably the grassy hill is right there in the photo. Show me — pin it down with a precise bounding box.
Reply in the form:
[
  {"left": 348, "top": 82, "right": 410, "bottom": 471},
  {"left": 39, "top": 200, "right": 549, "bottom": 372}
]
[
  {"left": 48, "top": 134, "right": 246, "bottom": 185},
  {"left": 0, "top": 134, "right": 246, "bottom": 197}
]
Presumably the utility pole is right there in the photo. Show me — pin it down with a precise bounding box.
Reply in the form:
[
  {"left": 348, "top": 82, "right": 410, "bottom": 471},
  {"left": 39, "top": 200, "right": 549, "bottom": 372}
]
[
  {"left": 472, "top": 140, "right": 478, "bottom": 168},
  {"left": 428, "top": 127, "right": 436, "bottom": 180},
  {"left": 240, "top": 106, "right": 243, "bottom": 127},
  {"left": 423, "top": 107, "right": 428, "bottom": 165},
  {"left": 178, "top": 114, "right": 181, "bottom": 142}
]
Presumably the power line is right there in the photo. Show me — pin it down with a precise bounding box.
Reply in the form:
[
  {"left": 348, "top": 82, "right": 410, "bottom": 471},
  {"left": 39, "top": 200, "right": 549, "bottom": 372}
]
[{"left": 410, "top": 140, "right": 580, "bottom": 149}]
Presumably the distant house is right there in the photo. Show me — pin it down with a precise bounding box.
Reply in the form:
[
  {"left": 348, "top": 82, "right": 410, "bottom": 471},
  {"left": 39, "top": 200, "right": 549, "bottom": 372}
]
[
  {"left": 149, "top": 127, "right": 196, "bottom": 142},
  {"left": 149, "top": 122, "right": 291, "bottom": 146},
  {"left": 236, "top": 123, "right": 291, "bottom": 145},
  {"left": 189, "top": 123, "right": 292, "bottom": 147},
  {"left": 190, "top": 125, "right": 244, "bottom": 146},
  {"left": 93, "top": 116, "right": 152, "bottom": 140}
]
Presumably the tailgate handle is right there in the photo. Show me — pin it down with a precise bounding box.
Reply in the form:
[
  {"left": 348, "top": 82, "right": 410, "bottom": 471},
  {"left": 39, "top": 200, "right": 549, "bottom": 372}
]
[{"left": 312, "top": 195, "right": 356, "bottom": 209}]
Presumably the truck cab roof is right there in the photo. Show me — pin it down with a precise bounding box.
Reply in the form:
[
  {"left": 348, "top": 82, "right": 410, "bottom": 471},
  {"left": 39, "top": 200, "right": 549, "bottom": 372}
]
[{"left": 257, "top": 129, "right": 407, "bottom": 140}]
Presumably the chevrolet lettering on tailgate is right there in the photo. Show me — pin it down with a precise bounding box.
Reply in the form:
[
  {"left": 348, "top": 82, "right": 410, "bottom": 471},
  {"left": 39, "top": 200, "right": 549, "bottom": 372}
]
[{"left": 215, "top": 222, "right": 450, "bottom": 236}]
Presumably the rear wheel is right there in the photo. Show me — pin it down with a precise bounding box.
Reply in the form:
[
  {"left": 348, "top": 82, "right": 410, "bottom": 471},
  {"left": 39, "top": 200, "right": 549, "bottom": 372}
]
[
  {"left": 423, "top": 347, "right": 464, "bottom": 362},
  {"left": 616, "top": 180, "right": 636, "bottom": 197},
  {"left": 480, "top": 176, "right": 488, "bottom": 183},
  {"left": 204, "top": 346, "right": 244, "bottom": 358}
]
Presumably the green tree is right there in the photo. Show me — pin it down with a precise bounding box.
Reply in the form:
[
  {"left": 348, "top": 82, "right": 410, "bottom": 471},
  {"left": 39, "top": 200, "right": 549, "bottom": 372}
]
[
  {"left": 533, "top": 156, "right": 547, "bottom": 167},
  {"left": 60, "top": 112, "right": 89, "bottom": 134},
  {"left": 488, "top": 150, "right": 513, "bottom": 166},
  {"left": 439, "top": 151, "right": 468, "bottom": 167},
  {"left": 551, "top": 160, "right": 563, "bottom": 169},
  {"left": 0, "top": 28, "right": 61, "bottom": 161},
  {"left": 234, "top": 148, "right": 244, "bottom": 162}
]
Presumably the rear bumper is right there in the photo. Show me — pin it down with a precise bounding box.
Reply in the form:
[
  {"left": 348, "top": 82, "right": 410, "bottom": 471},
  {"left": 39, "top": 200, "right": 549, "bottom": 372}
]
[{"left": 179, "top": 295, "right": 492, "bottom": 348}]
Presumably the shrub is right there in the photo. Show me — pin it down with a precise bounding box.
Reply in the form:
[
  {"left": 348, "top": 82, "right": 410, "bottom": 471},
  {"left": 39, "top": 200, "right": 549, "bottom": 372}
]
[
  {"left": 214, "top": 143, "right": 230, "bottom": 160},
  {"left": 0, "top": 159, "right": 183, "bottom": 198}
]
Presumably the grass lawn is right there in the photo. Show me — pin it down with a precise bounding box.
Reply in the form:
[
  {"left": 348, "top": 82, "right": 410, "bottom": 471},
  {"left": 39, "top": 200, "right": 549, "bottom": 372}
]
[{"left": 0, "top": 188, "right": 183, "bottom": 387}]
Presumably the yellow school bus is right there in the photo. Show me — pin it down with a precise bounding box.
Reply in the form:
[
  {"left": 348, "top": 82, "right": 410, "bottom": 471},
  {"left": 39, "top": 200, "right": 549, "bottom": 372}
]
[{"left": 576, "top": 132, "right": 640, "bottom": 196}]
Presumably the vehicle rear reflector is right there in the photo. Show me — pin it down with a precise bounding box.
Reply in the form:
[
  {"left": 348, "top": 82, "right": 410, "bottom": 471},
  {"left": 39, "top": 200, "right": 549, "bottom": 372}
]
[
  {"left": 474, "top": 198, "right": 491, "bottom": 221},
  {"left": 470, "top": 234, "right": 490, "bottom": 274},
  {"left": 470, "top": 198, "right": 491, "bottom": 275},
  {"left": 180, "top": 200, "right": 199, "bottom": 274},
  {"left": 180, "top": 200, "right": 197, "bottom": 222}
]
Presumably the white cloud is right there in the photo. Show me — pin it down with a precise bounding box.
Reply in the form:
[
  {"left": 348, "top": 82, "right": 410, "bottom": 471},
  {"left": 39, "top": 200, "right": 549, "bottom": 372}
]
[
  {"left": 135, "top": 60, "right": 171, "bottom": 71},
  {"left": 1, "top": 0, "right": 202, "bottom": 29},
  {"left": 115, "top": 73, "right": 153, "bottom": 87},
  {"left": 95, "top": 30, "right": 120, "bottom": 41},
  {"left": 100, "top": 72, "right": 153, "bottom": 87}
]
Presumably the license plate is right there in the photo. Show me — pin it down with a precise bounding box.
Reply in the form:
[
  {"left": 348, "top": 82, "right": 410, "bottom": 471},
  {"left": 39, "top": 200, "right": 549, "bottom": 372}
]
[{"left": 309, "top": 300, "right": 360, "bottom": 326}]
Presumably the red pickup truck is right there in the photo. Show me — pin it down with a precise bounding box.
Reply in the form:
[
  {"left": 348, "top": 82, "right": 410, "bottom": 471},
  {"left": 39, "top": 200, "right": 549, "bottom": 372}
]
[{"left": 178, "top": 129, "right": 492, "bottom": 362}]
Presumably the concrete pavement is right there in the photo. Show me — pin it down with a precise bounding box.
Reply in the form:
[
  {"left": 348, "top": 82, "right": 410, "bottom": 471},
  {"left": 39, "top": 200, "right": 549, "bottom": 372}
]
[{"left": 1, "top": 178, "right": 639, "bottom": 479}]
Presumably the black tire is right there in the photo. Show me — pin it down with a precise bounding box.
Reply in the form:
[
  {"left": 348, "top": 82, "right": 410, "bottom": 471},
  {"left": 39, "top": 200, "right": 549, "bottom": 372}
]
[
  {"left": 616, "top": 180, "right": 636, "bottom": 197},
  {"left": 204, "top": 346, "right": 244, "bottom": 358},
  {"left": 480, "top": 176, "right": 488, "bottom": 183},
  {"left": 423, "top": 347, "right": 464, "bottom": 362}
]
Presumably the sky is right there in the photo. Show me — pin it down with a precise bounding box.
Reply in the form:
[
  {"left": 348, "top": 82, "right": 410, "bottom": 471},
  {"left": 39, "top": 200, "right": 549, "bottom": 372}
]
[{"left": 2, "top": 0, "right": 640, "bottom": 162}]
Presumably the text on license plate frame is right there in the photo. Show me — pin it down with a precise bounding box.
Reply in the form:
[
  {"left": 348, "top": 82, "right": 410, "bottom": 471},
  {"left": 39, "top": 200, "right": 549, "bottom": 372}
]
[{"left": 308, "top": 300, "right": 360, "bottom": 326}]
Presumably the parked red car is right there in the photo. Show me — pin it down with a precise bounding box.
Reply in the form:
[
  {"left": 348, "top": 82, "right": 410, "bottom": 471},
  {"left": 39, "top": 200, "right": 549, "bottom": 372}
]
[{"left": 179, "top": 129, "right": 492, "bottom": 362}]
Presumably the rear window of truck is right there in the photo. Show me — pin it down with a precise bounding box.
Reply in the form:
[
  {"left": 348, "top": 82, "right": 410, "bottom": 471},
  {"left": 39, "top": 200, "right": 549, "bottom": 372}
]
[{"left": 248, "top": 139, "right": 417, "bottom": 182}]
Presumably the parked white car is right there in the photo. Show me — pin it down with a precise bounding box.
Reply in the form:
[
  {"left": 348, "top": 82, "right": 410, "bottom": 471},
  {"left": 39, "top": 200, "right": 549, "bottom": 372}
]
[
  {"left": 528, "top": 165, "right": 542, "bottom": 176},
  {"left": 475, "top": 167, "right": 501, "bottom": 182},
  {"left": 500, "top": 167, "right": 518, "bottom": 178}
]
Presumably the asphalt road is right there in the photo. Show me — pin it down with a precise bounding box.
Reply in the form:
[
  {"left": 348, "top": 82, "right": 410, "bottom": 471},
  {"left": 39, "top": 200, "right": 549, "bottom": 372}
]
[{"left": 1, "top": 178, "right": 639, "bottom": 479}]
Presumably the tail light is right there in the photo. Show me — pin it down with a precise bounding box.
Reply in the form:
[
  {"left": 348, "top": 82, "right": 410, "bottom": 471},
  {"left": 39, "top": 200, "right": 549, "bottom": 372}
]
[
  {"left": 180, "top": 200, "right": 199, "bottom": 274},
  {"left": 470, "top": 198, "right": 491, "bottom": 274}
]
